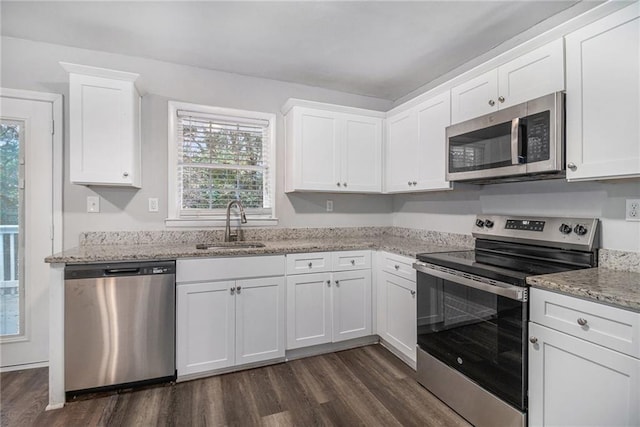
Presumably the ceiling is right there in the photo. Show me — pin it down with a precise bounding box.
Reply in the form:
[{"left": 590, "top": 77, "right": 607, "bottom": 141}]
[{"left": 1, "top": 1, "right": 597, "bottom": 100}]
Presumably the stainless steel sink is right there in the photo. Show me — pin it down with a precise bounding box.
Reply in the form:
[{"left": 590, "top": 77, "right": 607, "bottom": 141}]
[{"left": 195, "top": 242, "right": 266, "bottom": 250}]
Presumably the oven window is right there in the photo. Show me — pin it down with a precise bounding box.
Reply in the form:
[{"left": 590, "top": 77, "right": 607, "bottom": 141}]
[
  {"left": 417, "top": 272, "right": 527, "bottom": 411},
  {"left": 449, "top": 121, "right": 512, "bottom": 173}
]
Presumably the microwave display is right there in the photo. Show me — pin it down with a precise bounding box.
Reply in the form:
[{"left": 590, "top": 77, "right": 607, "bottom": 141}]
[{"left": 523, "top": 111, "right": 550, "bottom": 163}]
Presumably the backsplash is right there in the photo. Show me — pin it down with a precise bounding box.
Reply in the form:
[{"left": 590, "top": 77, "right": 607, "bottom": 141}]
[{"left": 598, "top": 249, "right": 640, "bottom": 273}]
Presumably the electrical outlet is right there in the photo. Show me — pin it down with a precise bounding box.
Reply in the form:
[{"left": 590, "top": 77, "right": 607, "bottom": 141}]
[
  {"left": 87, "top": 196, "right": 100, "bottom": 213},
  {"left": 326, "top": 200, "right": 334, "bottom": 212},
  {"left": 148, "top": 198, "right": 159, "bottom": 212},
  {"left": 626, "top": 199, "right": 640, "bottom": 221}
]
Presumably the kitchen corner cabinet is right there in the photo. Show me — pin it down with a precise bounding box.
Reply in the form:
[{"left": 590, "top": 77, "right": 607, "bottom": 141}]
[
  {"left": 286, "top": 251, "right": 372, "bottom": 350},
  {"left": 283, "top": 100, "right": 383, "bottom": 193},
  {"left": 451, "top": 39, "right": 564, "bottom": 124},
  {"left": 176, "top": 256, "right": 285, "bottom": 377},
  {"left": 564, "top": 3, "right": 640, "bottom": 181},
  {"left": 376, "top": 252, "right": 417, "bottom": 365},
  {"left": 61, "top": 62, "right": 142, "bottom": 188},
  {"left": 528, "top": 288, "right": 640, "bottom": 427},
  {"left": 384, "top": 91, "right": 452, "bottom": 193}
]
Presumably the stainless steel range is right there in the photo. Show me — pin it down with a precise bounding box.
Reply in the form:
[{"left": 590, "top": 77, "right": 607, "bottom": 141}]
[{"left": 413, "top": 215, "right": 599, "bottom": 427}]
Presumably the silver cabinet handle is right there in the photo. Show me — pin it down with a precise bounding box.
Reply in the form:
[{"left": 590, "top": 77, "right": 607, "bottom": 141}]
[
  {"left": 498, "top": 96, "right": 505, "bottom": 103},
  {"left": 488, "top": 99, "right": 495, "bottom": 106},
  {"left": 410, "top": 290, "right": 416, "bottom": 297},
  {"left": 343, "top": 182, "right": 347, "bottom": 187},
  {"left": 335, "top": 280, "right": 340, "bottom": 286},
  {"left": 351, "top": 260, "right": 355, "bottom": 266},
  {"left": 337, "top": 182, "right": 341, "bottom": 187},
  {"left": 123, "top": 172, "right": 129, "bottom": 177},
  {"left": 308, "top": 262, "right": 313, "bottom": 268},
  {"left": 394, "top": 265, "right": 400, "bottom": 270},
  {"left": 567, "top": 162, "right": 577, "bottom": 171},
  {"left": 577, "top": 318, "right": 588, "bottom": 326},
  {"left": 236, "top": 285, "right": 241, "bottom": 293},
  {"left": 230, "top": 286, "right": 236, "bottom": 294},
  {"left": 407, "top": 181, "right": 412, "bottom": 186},
  {"left": 412, "top": 181, "right": 417, "bottom": 185},
  {"left": 529, "top": 336, "right": 538, "bottom": 344},
  {"left": 327, "top": 280, "right": 331, "bottom": 286}
]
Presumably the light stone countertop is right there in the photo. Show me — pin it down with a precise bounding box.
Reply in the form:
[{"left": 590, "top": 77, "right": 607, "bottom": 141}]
[
  {"left": 527, "top": 268, "right": 640, "bottom": 313},
  {"left": 45, "top": 236, "right": 469, "bottom": 264}
]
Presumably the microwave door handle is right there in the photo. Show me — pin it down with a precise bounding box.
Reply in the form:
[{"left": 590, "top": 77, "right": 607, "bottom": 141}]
[{"left": 511, "top": 117, "right": 522, "bottom": 165}]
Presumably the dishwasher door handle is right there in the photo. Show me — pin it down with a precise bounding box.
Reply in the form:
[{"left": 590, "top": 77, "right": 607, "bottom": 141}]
[{"left": 105, "top": 268, "right": 141, "bottom": 275}]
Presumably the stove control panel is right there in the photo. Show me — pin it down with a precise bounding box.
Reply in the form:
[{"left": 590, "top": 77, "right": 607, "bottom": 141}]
[{"left": 472, "top": 215, "right": 599, "bottom": 251}]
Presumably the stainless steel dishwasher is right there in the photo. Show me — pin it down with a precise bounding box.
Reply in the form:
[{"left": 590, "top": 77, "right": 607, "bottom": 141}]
[{"left": 64, "top": 261, "right": 176, "bottom": 393}]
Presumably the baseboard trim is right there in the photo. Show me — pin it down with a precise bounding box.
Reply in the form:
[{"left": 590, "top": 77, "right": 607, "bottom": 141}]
[
  {"left": 0, "top": 360, "right": 48, "bottom": 373},
  {"left": 378, "top": 339, "right": 416, "bottom": 370},
  {"left": 285, "top": 335, "right": 379, "bottom": 361}
]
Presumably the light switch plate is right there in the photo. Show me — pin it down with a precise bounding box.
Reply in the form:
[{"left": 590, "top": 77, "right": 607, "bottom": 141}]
[
  {"left": 626, "top": 199, "right": 640, "bottom": 221},
  {"left": 87, "top": 196, "right": 100, "bottom": 213},
  {"left": 148, "top": 198, "right": 159, "bottom": 212}
]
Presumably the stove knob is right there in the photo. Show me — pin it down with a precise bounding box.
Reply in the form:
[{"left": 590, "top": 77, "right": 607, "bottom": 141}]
[
  {"left": 574, "top": 224, "right": 588, "bottom": 236},
  {"left": 475, "top": 219, "right": 485, "bottom": 228},
  {"left": 484, "top": 219, "right": 494, "bottom": 228},
  {"left": 559, "top": 223, "right": 572, "bottom": 235}
]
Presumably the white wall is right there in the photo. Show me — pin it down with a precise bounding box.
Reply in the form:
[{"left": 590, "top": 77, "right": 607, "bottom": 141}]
[
  {"left": 393, "top": 180, "right": 640, "bottom": 252},
  {"left": 0, "top": 37, "right": 394, "bottom": 248}
]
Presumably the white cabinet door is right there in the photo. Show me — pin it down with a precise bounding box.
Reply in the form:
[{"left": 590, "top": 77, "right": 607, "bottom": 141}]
[
  {"left": 332, "top": 270, "right": 372, "bottom": 342},
  {"left": 286, "top": 272, "right": 332, "bottom": 349},
  {"left": 415, "top": 91, "right": 452, "bottom": 191},
  {"left": 235, "top": 277, "right": 285, "bottom": 365},
  {"left": 65, "top": 64, "right": 141, "bottom": 187},
  {"left": 293, "top": 108, "right": 340, "bottom": 190},
  {"left": 341, "top": 114, "right": 382, "bottom": 192},
  {"left": 565, "top": 3, "right": 640, "bottom": 181},
  {"left": 385, "top": 110, "right": 418, "bottom": 192},
  {"left": 528, "top": 323, "right": 640, "bottom": 427},
  {"left": 176, "top": 281, "right": 235, "bottom": 375},
  {"left": 497, "top": 39, "right": 565, "bottom": 109},
  {"left": 451, "top": 69, "right": 498, "bottom": 124},
  {"left": 380, "top": 271, "right": 417, "bottom": 362}
]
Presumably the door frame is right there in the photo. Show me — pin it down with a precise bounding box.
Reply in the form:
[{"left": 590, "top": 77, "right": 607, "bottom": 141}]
[{"left": 0, "top": 88, "right": 63, "bottom": 370}]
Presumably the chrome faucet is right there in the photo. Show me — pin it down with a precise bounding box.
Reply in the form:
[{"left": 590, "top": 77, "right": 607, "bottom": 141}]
[{"left": 225, "top": 200, "right": 247, "bottom": 242}]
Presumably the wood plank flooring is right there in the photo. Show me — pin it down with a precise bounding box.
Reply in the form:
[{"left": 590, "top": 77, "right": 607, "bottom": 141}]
[{"left": 1, "top": 345, "right": 470, "bottom": 427}]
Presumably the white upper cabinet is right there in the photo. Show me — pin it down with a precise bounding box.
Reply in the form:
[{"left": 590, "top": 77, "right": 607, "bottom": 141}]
[
  {"left": 283, "top": 100, "right": 383, "bottom": 193},
  {"left": 565, "top": 3, "right": 640, "bottom": 181},
  {"left": 61, "top": 62, "right": 142, "bottom": 188},
  {"left": 451, "top": 39, "right": 565, "bottom": 124},
  {"left": 385, "top": 91, "right": 452, "bottom": 193}
]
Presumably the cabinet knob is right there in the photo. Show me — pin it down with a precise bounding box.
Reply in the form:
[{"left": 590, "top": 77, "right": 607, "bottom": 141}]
[
  {"left": 230, "top": 286, "right": 236, "bottom": 294},
  {"left": 529, "top": 336, "right": 538, "bottom": 344},
  {"left": 567, "top": 162, "right": 577, "bottom": 171},
  {"left": 577, "top": 318, "right": 588, "bottom": 326},
  {"left": 308, "top": 262, "right": 313, "bottom": 268},
  {"left": 412, "top": 181, "right": 417, "bottom": 185},
  {"left": 343, "top": 182, "right": 347, "bottom": 187},
  {"left": 408, "top": 181, "right": 412, "bottom": 186},
  {"left": 394, "top": 264, "right": 400, "bottom": 270},
  {"left": 236, "top": 286, "right": 241, "bottom": 293},
  {"left": 498, "top": 96, "right": 505, "bottom": 103},
  {"left": 122, "top": 172, "right": 129, "bottom": 177},
  {"left": 327, "top": 280, "right": 331, "bottom": 286},
  {"left": 410, "top": 290, "right": 416, "bottom": 297},
  {"left": 488, "top": 99, "right": 496, "bottom": 107},
  {"left": 335, "top": 280, "right": 340, "bottom": 286},
  {"left": 351, "top": 260, "right": 355, "bottom": 266},
  {"left": 337, "top": 182, "right": 341, "bottom": 187}
]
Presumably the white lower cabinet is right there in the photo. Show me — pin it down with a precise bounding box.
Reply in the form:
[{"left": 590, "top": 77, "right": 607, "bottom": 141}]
[
  {"left": 529, "top": 288, "right": 640, "bottom": 427},
  {"left": 376, "top": 252, "right": 417, "bottom": 364},
  {"left": 286, "top": 251, "right": 372, "bottom": 350},
  {"left": 176, "top": 256, "right": 285, "bottom": 378}
]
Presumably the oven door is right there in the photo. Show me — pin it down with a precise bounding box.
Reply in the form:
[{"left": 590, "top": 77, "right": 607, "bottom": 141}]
[{"left": 414, "top": 262, "right": 528, "bottom": 411}]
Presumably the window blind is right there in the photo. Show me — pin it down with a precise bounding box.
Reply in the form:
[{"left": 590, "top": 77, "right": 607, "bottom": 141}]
[{"left": 176, "top": 111, "right": 272, "bottom": 216}]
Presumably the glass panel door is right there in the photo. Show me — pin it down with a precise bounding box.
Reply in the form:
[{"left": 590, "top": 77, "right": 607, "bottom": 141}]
[
  {"left": 448, "top": 121, "right": 514, "bottom": 173},
  {"left": 0, "top": 120, "right": 24, "bottom": 337}
]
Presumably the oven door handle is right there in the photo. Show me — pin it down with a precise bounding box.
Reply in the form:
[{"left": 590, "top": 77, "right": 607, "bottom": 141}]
[{"left": 413, "top": 262, "right": 527, "bottom": 302}]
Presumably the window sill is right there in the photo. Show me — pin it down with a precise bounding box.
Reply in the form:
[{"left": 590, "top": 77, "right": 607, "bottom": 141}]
[{"left": 165, "top": 217, "right": 279, "bottom": 228}]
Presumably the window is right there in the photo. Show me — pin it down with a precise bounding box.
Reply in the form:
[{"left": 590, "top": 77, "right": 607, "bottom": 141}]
[{"left": 167, "top": 101, "right": 276, "bottom": 226}]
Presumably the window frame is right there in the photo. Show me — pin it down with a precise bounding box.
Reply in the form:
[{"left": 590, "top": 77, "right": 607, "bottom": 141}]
[{"left": 166, "top": 101, "right": 277, "bottom": 227}]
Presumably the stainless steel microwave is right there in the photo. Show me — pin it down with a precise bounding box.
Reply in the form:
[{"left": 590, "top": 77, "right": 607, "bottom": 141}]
[{"left": 446, "top": 92, "right": 564, "bottom": 182}]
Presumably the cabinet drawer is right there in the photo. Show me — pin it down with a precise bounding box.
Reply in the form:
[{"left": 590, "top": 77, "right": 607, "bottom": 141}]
[
  {"left": 331, "top": 250, "right": 371, "bottom": 271},
  {"left": 286, "top": 252, "right": 331, "bottom": 275},
  {"left": 531, "top": 288, "right": 640, "bottom": 358},
  {"left": 380, "top": 252, "right": 416, "bottom": 282},
  {"left": 177, "top": 255, "right": 285, "bottom": 283}
]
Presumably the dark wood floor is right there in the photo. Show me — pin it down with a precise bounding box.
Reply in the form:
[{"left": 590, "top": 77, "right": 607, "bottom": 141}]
[{"left": 1, "top": 344, "right": 470, "bottom": 427}]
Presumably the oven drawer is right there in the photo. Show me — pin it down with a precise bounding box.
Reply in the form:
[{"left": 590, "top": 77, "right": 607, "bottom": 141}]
[
  {"left": 530, "top": 288, "right": 640, "bottom": 358},
  {"left": 380, "top": 252, "right": 416, "bottom": 282}
]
